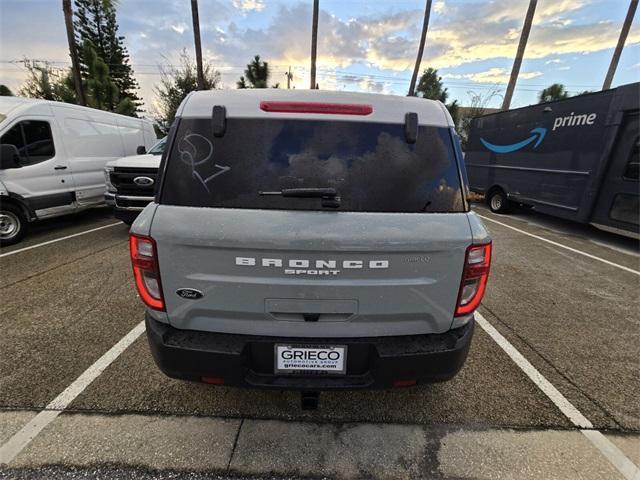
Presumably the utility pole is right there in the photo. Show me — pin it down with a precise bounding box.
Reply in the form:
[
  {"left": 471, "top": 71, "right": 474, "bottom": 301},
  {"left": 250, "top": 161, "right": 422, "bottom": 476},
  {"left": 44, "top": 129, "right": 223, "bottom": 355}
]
[
  {"left": 285, "top": 66, "right": 293, "bottom": 89},
  {"left": 62, "top": 0, "right": 85, "bottom": 105},
  {"left": 310, "top": 0, "right": 319, "bottom": 89},
  {"left": 501, "top": 0, "right": 537, "bottom": 110},
  {"left": 190, "top": 0, "right": 205, "bottom": 90},
  {"left": 408, "top": 0, "right": 432, "bottom": 97},
  {"left": 603, "top": 0, "right": 638, "bottom": 90}
]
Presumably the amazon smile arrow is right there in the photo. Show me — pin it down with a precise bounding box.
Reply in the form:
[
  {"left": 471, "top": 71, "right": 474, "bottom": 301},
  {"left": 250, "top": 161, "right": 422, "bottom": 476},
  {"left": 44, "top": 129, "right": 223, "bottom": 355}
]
[{"left": 481, "top": 127, "right": 547, "bottom": 154}]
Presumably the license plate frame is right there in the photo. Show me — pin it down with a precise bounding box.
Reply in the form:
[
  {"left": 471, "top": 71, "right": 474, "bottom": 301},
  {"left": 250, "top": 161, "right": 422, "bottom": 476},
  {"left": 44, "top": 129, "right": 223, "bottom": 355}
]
[{"left": 274, "top": 344, "right": 347, "bottom": 375}]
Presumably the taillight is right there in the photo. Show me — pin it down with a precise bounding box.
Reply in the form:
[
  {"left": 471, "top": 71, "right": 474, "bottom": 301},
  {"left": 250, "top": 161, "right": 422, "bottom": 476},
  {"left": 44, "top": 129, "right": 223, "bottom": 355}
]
[
  {"left": 259, "top": 101, "right": 373, "bottom": 115},
  {"left": 129, "top": 233, "right": 165, "bottom": 311},
  {"left": 455, "top": 243, "right": 492, "bottom": 316}
]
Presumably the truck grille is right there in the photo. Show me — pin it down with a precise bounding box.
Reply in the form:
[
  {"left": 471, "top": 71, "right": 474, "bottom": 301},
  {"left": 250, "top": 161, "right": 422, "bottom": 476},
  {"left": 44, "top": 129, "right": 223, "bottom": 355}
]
[{"left": 110, "top": 167, "right": 158, "bottom": 197}]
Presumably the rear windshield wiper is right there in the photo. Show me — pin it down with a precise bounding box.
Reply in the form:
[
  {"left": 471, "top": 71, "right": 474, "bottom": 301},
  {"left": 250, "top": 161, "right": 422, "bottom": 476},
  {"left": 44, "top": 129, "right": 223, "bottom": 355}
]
[{"left": 259, "top": 188, "right": 341, "bottom": 208}]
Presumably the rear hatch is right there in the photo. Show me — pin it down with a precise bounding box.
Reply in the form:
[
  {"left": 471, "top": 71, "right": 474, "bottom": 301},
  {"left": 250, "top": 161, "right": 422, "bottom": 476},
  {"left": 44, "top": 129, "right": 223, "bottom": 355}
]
[{"left": 153, "top": 105, "right": 472, "bottom": 337}]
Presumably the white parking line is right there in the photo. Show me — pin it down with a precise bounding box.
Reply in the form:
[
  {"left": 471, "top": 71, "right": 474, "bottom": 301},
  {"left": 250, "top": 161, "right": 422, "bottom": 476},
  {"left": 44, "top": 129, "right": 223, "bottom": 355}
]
[
  {"left": 0, "top": 222, "right": 123, "bottom": 259},
  {"left": 476, "top": 312, "right": 640, "bottom": 480},
  {"left": 0, "top": 321, "right": 145, "bottom": 465},
  {"left": 477, "top": 214, "right": 640, "bottom": 276}
]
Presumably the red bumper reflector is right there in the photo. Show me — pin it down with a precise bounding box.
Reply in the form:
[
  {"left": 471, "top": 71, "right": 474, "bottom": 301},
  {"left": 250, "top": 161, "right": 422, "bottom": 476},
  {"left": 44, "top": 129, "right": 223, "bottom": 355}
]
[
  {"left": 393, "top": 379, "right": 417, "bottom": 388},
  {"left": 260, "top": 101, "right": 373, "bottom": 115},
  {"left": 201, "top": 376, "right": 225, "bottom": 385}
]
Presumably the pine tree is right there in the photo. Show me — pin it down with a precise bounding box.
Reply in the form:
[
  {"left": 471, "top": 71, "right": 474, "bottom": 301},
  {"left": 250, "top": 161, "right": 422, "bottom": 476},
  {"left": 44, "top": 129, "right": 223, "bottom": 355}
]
[
  {"left": 19, "top": 60, "right": 77, "bottom": 103},
  {"left": 416, "top": 67, "right": 448, "bottom": 102},
  {"left": 237, "top": 55, "right": 272, "bottom": 88},
  {"left": 81, "top": 40, "right": 137, "bottom": 116},
  {"left": 73, "top": 0, "right": 141, "bottom": 114},
  {"left": 416, "top": 67, "right": 459, "bottom": 126},
  {"left": 154, "top": 50, "right": 221, "bottom": 133}
]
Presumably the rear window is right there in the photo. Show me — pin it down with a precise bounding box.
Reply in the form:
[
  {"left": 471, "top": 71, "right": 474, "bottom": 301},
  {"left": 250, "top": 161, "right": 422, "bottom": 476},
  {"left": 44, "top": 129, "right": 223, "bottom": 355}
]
[{"left": 160, "top": 118, "right": 464, "bottom": 213}]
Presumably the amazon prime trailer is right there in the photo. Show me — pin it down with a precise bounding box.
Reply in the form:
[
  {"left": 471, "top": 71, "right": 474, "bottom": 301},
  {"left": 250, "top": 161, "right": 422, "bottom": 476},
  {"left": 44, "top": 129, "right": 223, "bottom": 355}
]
[{"left": 465, "top": 82, "right": 639, "bottom": 238}]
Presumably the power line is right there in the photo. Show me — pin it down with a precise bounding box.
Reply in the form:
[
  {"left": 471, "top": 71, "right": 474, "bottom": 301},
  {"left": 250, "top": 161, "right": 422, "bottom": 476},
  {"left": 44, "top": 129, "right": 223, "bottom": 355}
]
[{"left": 0, "top": 59, "right": 603, "bottom": 90}]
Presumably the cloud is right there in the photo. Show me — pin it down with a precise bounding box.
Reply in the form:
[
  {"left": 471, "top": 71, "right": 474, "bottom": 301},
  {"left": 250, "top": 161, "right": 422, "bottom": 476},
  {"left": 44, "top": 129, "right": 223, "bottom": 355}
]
[
  {"left": 171, "top": 23, "right": 187, "bottom": 34},
  {"left": 479, "top": 0, "right": 585, "bottom": 24},
  {"left": 207, "top": 5, "right": 424, "bottom": 75},
  {"left": 232, "top": 0, "right": 265, "bottom": 12},
  {"left": 355, "top": 78, "right": 393, "bottom": 94},
  {"left": 2, "top": 0, "right": 637, "bottom": 112},
  {"left": 469, "top": 68, "right": 543, "bottom": 83},
  {"left": 442, "top": 67, "right": 542, "bottom": 84},
  {"left": 89, "top": 1, "right": 640, "bottom": 101},
  {"left": 191, "top": 0, "right": 637, "bottom": 79},
  {"left": 361, "top": 0, "right": 639, "bottom": 71}
]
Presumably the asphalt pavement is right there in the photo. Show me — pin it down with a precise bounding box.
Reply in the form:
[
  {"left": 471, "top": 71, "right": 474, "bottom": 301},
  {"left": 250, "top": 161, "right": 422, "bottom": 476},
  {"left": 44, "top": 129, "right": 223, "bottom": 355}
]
[{"left": 0, "top": 204, "right": 638, "bottom": 479}]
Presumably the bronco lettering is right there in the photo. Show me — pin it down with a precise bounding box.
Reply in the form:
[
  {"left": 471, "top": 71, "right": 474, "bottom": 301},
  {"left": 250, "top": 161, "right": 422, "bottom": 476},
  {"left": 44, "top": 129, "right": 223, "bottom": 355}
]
[{"left": 236, "top": 257, "right": 389, "bottom": 269}]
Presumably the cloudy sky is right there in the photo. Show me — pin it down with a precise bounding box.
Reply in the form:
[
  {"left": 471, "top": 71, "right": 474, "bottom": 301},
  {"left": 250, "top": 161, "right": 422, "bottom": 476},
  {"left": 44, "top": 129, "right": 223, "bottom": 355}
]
[{"left": 1, "top": 0, "right": 638, "bottom": 115}]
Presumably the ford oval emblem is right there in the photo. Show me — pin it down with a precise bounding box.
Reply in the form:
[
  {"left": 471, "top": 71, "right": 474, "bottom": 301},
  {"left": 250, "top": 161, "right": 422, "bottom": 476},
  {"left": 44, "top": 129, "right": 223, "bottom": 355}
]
[
  {"left": 133, "top": 176, "right": 154, "bottom": 186},
  {"left": 176, "top": 288, "right": 203, "bottom": 300}
]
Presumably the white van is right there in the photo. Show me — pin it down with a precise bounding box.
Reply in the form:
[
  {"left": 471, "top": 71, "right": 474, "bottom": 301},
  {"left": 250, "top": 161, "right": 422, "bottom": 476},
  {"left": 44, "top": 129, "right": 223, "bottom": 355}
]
[{"left": 0, "top": 97, "right": 156, "bottom": 245}]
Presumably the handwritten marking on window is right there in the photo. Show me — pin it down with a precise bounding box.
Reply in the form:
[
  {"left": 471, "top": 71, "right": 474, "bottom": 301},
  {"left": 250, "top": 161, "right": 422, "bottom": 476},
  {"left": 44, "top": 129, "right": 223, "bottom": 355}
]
[{"left": 178, "top": 132, "right": 230, "bottom": 192}]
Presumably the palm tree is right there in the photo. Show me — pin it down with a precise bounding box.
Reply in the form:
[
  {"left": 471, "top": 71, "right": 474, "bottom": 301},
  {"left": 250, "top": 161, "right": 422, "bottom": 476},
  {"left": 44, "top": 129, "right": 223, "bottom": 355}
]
[
  {"left": 501, "top": 0, "right": 538, "bottom": 110},
  {"left": 408, "top": 0, "right": 432, "bottom": 97},
  {"left": 603, "top": 0, "right": 638, "bottom": 90},
  {"left": 62, "top": 0, "right": 85, "bottom": 105},
  {"left": 237, "top": 55, "right": 270, "bottom": 88},
  {"left": 538, "top": 83, "right": 569, "bottom": 103},
  {"left": 310, "top": 0, "right": 319, "bottom": 89},
  {"left": 190, "top": 0, "right": 205, "bottom": 90}
]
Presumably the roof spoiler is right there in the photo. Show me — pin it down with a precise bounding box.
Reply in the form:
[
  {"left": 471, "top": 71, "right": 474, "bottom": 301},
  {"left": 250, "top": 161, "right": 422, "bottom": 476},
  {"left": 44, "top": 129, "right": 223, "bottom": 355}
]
[
  {"left": 404, "top": 112, "right": 418, "bottom": 144},
  {"left": 212, "top": 105, "right": 226, "bottom": 137}
]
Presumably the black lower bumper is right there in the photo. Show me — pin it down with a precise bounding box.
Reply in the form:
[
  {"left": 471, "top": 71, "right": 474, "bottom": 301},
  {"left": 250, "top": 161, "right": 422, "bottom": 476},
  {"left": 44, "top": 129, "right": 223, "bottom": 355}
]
[
  {"left": 113, "top": 210, "right": 139, "bottom": 225},
  {"left": 145, "top": 314, "right": 474, "bottom": 390}
]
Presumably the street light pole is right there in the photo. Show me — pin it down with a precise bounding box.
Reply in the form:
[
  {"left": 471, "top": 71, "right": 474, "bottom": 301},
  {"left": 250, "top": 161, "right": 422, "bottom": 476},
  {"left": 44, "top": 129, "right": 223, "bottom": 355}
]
[
  {"left": 501, "top": 0, "right": 537, "bottom": 110},
  {"left": 191, "top": 0, "right": 205, "bottom": 90},
  {"left": 62, "top": 0, "right": 85, "bottom": 105},
  {"left": 603, "top": 0, "right": 638, "bottom": 90},
  {"left": 408, "top": 0, "right": 432, "bottom": 97},
  {"left": 310, "top": 0, "right": 319, "bottom": 89}
]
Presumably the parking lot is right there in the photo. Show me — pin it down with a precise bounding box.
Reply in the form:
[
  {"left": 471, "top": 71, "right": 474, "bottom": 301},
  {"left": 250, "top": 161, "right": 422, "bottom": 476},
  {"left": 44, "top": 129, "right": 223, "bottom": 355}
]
[{"left": 0, "top": 204, "right": 638, "bottom": 479}]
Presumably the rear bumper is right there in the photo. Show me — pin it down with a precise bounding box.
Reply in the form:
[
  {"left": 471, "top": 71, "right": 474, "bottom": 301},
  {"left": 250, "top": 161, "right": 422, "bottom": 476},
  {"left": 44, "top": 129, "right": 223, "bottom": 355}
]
[{"left": 145, "top": 314, "right": 474, "bottom": 390}]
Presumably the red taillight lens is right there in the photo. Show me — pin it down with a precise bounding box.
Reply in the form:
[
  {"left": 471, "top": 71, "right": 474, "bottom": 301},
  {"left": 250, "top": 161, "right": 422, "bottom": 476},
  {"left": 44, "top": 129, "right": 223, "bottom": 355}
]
[
  {"left": 455, "top": 243, "right": 492, "bottom": 316},
  {"left": 259, "top": 101, "right": 373, "bottom": 115},
  {"left": 129, "top": 233, "right": 165, "bottom": 311}
]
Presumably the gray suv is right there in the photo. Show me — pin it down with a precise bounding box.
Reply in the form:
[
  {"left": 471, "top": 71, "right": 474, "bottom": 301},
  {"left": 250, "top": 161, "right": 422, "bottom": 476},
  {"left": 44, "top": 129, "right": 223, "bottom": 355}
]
[{"left": 130, "top": 90, "right": 491, "bottom": 394}]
